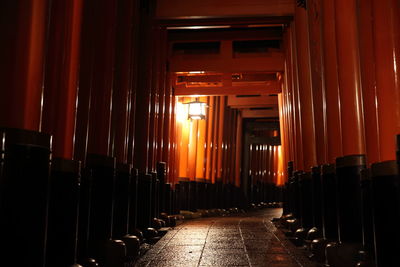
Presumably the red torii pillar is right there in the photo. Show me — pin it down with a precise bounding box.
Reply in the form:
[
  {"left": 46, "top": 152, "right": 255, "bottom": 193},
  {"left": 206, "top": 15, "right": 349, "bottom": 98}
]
[
  {"left": 42, "top": 0, "right": 83, "bottom": 159},
  {"left": 335, "top": 0, "right": 366, "bottom": 156},
  {"left": 294, "top": 6, "right": 317, "bottom": 171},
  {"left": 358, "top": 0, "right": 380, "bottom": 165},
  {"left": 372, "top": 0, "right": 400, "bottom": 161},
  {"left": 321, "top": 0, "right": 343, "bottom": 163},
  {"left": 0, "top": 0, "right": 48, "bottom": 131}
]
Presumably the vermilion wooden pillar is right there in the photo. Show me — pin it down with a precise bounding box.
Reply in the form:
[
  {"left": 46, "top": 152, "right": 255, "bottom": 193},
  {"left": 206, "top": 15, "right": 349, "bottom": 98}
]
[
  {"left": 216, "top": 97, "right": 225, "bottom": 181},
  {"left": 334, "top": 0, "right": 365, "bottom": 155},
  {"left": 278, "top": 91, "right": 285, "bottom": 168},
  {"left": 250, "top": 144, "right": 257, "bottom": 185},
  {"left": 260, "top": 145, "right": 264, "bottom": 185},
  {"left": 270, "top": 146, "right": 275, "bottom": 184},
  {"left": 290, "top": 25, "right": 304, "bottom": 171},
  {"left": 211, "top": 97, "right": 220, "bottom": 183},
  {"left": 231, "top": 110, "right": 237, "bottom": 185},
  {"left": 109, "top": 0, "right": 137, "bottom": 164},
  {"left": 0, "top": 0, "right": 48, "bottom": 131},
  {"left": 148, "top": 26, "right": 160, "bottom": 172},
  {"left": 229, "top": 109, "right": 237, "bottom": 184},
  {"left": 168, "top": 96, "right": 177, "bottom": 184},
  {"left": 321, "top": 0, "right": 343, "bottom": 163},
  {"left": 258, "top": 145, "right": 262, "bottom": 185},
  {"left": 74, "top": 0, "right": 118, "bottom": 162},
  {"left": 205, "top": 97, "right": 214, "bottom": 181},
  {"left": 162, "top": 81, "right": 172, "bottom": 166},
  {"left": 307, "top": 0, "right": 328, "bottom": 165},
  {"left": 372, "top": 0, "right": 400, "bottom": 161},
  {"left": 283, "top": 29, "right": 295, "bottom": 166},
  {"left": 42, "top": 0, "right": 83, "bottom": 159},
  {"left": 225, "top": 107, "right": 231, "bottom": 184},
  {"left": 133, "top": 2, "right": 153, "bottom": 174},
  {"left": 279, "top": 88, "right": 292, "bottom": 182},
  {"left": 235, "top": 112, "right": 242, "bottom": 187},
  {"left": 221, "top": 106, "right": 229, "bottom": 184},
  {"left": 394, "top": 0, "right": 400, "bottom": 135},
  {"left": 127, "top": 0, "right": 140, "bottom": 166},
  {"left": 195, "top": 97, "right": 207, "bottom": 180},
  {"left": 358, "top": 0, "right": 380, "bottom": 165},
  {"left": 86, "top": 0, "right": 117, "bottom": 156},
  {"left": 74, "top": 0, "right": 95, "bottom": 163},
  {"left": 262, "top": 145, "right": 267, "bottom": 184},
  {"left": 157, "top": 29, "right": 168, "bottom": 164},
  {"left": 294, "top": 6, "right": 317, "bottom": 170}
]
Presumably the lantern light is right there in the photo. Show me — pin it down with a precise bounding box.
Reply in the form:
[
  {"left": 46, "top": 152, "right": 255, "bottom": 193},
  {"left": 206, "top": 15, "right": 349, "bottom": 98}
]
[{"left": 186, "top": 100, "right": 207, "bottom": 120}]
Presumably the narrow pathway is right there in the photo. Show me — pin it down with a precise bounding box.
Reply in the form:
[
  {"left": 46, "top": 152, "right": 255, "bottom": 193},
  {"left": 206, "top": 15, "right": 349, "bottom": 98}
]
[{"left": 135, "top": 208, "right": 316, "bottom": 267}]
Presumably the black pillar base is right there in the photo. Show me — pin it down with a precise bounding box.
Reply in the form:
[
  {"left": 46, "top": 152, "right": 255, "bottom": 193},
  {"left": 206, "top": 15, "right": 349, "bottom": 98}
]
[
  {"left": 113, "top": 163, "right": 132, "bottom": 239},
  {"left": 336, "top": 155, "right": 365, "bottom": 244},
  {"left": 46, "top": 158, "right": 81, "bottom": 267},
  {"left": 85, "top": 154, "right": 117, "bottom": 261},
  {"left": 326, "top": 242, "right": 363, "bottom": 267},
  {"left": 128, "top": 169, "right": 139, "bottom": 236},
  {"left": 0, "top": 128, "right": 52, "bottom": 267},
  {"left": 371, "top": 160, "right": 400, "bottom": 267},
  {"left": 321, "top": 164, "right": 338, "bottom": 241},
  {"left": 136, "top": 173, "right": 153, "bottom": 230}
]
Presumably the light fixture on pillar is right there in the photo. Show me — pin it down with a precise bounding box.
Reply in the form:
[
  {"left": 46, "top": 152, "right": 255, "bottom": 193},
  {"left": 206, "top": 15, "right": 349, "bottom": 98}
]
[{"left": 186, "top": 100, "right": 207, "bottom": 120}]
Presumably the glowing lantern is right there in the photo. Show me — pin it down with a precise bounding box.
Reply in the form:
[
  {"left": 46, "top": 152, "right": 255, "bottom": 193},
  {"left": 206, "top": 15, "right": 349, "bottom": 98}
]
[{"left": 186, "top": 101, "right": 207, "bottom": 120}]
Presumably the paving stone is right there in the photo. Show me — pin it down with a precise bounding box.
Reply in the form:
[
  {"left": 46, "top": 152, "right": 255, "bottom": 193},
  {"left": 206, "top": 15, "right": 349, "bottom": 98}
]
[
  {"left": 199, "top": 253, "right": 249, "bottom": 266},
  {"left": 134, "top": 208, "right": 316, "bottom": 267},
  {"left": 248, "top": 252, "right": 298, "bottom": 265},
  {"left": 204, "top": 240, "right": 244, "bottom": 249}
]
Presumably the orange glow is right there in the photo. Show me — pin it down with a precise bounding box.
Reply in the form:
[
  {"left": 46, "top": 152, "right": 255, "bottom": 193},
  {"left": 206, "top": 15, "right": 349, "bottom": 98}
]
[
  {"left": 205, "top": 97, "right": 214, "bottom": 181},
  {"left": 175, "top": 96, "right": 228, "bottom": 182},
  {"left": 176, "top": 101, "right": 189, "bottom": 179},
  {"left": 217, "top": 97, "right": 226, "bottom": 180},
  {"left": 235, "top": 112, "right": 242, "bottom": 187},
  {"left": 174, "top": 95, "right": 243, "bottom": 185},
  {"left": 278, "top": 93, "right": 288, "bottom": 184},
  {"left": 195, "top": 97, "right": 207, "bottom": 179},
  {"left": 276, "top": 145, "right": 284, "bottom": 186}
]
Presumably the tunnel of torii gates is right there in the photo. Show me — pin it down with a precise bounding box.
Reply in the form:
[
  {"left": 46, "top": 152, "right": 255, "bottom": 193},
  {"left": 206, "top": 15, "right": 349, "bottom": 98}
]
[{"left": 1, "top": 0, "right": 400, "bottom": 266}]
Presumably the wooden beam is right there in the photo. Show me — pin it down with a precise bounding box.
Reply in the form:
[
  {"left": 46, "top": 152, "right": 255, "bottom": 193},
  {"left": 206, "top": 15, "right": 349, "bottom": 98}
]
[
  {"left": 241, "top": 108, "right": 279, "bottom": 118},
  {"left": 158, "top": 16, "right": 292, "bottom": 27},
  {"left": 168, "top": 27, "right": 283, "bottom": 42},
  {"left": 170, "top": 51, "right": 285, "bottom": 72},
  {"left": 174, "top": 82, "right": 281, "bottom": 95},
  {"left": 156, "top": 0, "right": 295, "bottom": 19},
  {"left": 227, "top": 95, "right": 278, "bottom": 106}
]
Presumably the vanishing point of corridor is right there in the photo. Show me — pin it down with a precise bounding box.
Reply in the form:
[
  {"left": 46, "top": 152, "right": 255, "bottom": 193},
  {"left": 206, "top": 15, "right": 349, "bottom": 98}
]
[{"left": 136, "top": 208, "right": 313, "bottom": 267}]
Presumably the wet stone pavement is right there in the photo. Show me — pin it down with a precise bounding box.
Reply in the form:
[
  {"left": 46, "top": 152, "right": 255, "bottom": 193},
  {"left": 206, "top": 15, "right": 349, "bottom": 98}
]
[{"left": 135, "top": 208, "right": 316, "bottom": 267}]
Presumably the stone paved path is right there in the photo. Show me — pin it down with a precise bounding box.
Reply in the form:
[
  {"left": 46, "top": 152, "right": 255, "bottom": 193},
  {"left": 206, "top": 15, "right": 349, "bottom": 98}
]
[{"left": 135, "top": 208, "right": 316, "bottom": 267}]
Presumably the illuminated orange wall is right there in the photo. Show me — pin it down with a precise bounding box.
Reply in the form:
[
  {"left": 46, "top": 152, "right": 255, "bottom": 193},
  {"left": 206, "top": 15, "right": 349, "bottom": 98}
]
[
  {"left": 248, "top": 143, "right": 284, "bottom": 186},
  {"left": 174, "top": 96, "right": 242, "bottom": 186}
]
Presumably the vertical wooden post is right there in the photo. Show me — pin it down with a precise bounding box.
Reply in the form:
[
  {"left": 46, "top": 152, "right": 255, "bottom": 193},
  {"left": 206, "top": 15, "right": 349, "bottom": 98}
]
[
  {"left": 321, "top": 0, "right": 343, "bottom": 163},
  {"left": 358, "top": 0, "right": 380, "bottom": 165},
  {"left": 290, "top": 25, "right": 304, "bottom": 171},
  {"left": 334, "top": 0, "right": 366, "bottom": 155},
  {"left": 109, "top": 0, "right": 136, "bottom": 164},
  {"left": 372, "top": 0, "right": 400, "bottom": 161},
  {"left": 42, "top": 0, "right": 83, "bottom": 159},
  {"left": 294, "top": 6, "right": 317, "bottom": 170},
  {"left": 307, "top": 0, "right": 328, "bottom": 165},
  {"left": 0, "top": 0, "right": 49, "bottom": 131},
  {"left": 133, "top": 2, "right": 153, "bottom": 174}
]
